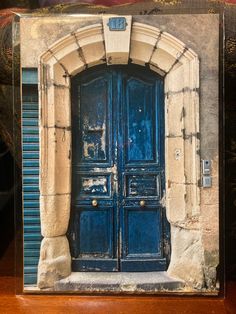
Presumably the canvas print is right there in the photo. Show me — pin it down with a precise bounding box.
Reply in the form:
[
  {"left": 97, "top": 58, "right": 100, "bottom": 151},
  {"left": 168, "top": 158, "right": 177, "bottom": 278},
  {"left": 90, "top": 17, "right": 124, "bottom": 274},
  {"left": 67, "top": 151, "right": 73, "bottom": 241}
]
[{"left": 19, "top": 11, "right": 220, "bottom": 294}]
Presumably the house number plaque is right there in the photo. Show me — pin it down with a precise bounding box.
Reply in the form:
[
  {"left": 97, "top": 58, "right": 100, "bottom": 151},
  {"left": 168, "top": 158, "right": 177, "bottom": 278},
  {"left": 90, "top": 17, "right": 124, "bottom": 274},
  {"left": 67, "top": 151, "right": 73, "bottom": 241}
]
[{"left": 107, "top": 17, "right": 127, "bottom": 31}]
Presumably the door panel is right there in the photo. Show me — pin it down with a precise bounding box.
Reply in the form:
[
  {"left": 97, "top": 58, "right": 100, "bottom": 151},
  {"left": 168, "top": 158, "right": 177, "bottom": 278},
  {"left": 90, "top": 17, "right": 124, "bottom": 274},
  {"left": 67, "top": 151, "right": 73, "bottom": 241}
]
[
  {"left": 69, "top": 65, "right": 168, "bottom": 272},
  {"left": 125, "top": 77, "right": 156, "bottom": 162},
  {"left": 76, "top": 174, "right": 112, "bottom": 199},
  {"left": 124, "top": 174, "right": 160, "bottom": 198},
  {"left": 125, "top": 208, "right": 161, "bottom": 255},
  {"left": 79, "top": 208, "right": 113, "bottom": 255},
  {"left": 75, "top": 73, "right": 113, "bottom": 165},
  {"left": 70, "top": 69, "right": 117, "bottom": 271},
  {"left": 120, "top": 68, "right": 165, "bottom": 271}
]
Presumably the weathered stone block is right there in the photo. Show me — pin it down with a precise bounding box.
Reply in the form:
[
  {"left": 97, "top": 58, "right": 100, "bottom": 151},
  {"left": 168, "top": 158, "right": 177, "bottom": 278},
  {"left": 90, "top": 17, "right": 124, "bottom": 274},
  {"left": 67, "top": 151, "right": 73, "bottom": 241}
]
[
  {"left": 165, "top": 63, "right": 184, "bottom": 93},
  {"left": 165, "top": 93, "right": 184, "bottom": 137},
  {"left": 165, "top": 137, "right": 185, "bottom": 184},
  {"left": 202, "top": 233, "right": 219, "bottom": 255},
  {"left": 77, "top": 25, "right": 105, "bottom": 67},
  {"left": 54, "top": 52, "right": 85, "bottom": 80},
  {"left": 167, "top": 225, "right": 204, "bottom": 290},
  {"left": 54, "top": 87, "right": 71, "bottom": 128},
  {"left": 103, "top": 16, "right": 132, "bottom": 65},
  {"left": 130, "top": 23, "right": 160, "bottom": 65},
  {"left": 183, "top": 91, "right": 200, "bottom": 135},
  {"left": 185, "top": 184, "right": 200, "bottom": 217},
  {"left": 37, "top": 236, "right": 71, "bottom": 289},
  {"left": 166, "top": 183, "right": 186, "bottom": 223},
  {"left": 49, "top": 39, "right": 79, "bottom": 63},
  {"left": 184, "top": 137, "right": 200, "bottom": 185},
  {"left": 40, "top": 127, "right": 71, "bottom": 196},
  {"left": 40, "top": 194, "right": 71, "bottom": 237},
  {"left": 200, "top": 204, "right": 219, "bottom": 232},
  {"left": 201, "top": 188, "right": 219, "bottom": 206},
  {"left": 158, "top": 33, "right": 185, "bottom": 61},
  {"left": 81, "top": 42, "right": 105, "bottom": 68},
  {"left": 150, "top": 48, "right": 176, "bottom": 73}
]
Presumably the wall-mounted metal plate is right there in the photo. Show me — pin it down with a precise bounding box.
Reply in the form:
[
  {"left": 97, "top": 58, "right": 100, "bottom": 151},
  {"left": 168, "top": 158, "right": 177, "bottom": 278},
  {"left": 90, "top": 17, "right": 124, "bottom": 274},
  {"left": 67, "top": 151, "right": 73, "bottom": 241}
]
[
  {"left": 107, "top": 17, "right": 127, "bottom": 31},
  {"left": 202, "top": 160, "right": 211, "bottom": 175},
  {"left": 202, "top": 175, "right": 212, "bottom": 188}
]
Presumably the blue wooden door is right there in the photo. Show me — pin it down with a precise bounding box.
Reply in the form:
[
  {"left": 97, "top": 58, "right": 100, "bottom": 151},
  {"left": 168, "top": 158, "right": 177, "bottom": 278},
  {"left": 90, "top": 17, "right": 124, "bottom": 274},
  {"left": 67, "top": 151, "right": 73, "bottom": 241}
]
[{"left": 69, "top": 65, "right": 169, "bottom": 272}]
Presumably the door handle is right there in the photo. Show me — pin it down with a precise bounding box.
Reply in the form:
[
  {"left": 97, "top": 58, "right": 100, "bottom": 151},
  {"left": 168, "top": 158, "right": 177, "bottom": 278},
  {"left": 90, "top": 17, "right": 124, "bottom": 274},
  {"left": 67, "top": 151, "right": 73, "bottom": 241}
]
[
  {"left": 140, "top": 200, "right": 145, "bottom": 207},
  {"left": 92, "top": 199, "right": 98, "bottom": 207}
]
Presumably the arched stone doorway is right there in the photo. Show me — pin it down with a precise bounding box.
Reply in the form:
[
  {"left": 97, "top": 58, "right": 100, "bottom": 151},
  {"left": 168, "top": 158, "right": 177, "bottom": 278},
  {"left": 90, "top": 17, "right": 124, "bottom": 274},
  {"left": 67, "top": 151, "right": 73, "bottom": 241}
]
[{"left": 37, "top": 19, "right": 201, "bottom": 289}]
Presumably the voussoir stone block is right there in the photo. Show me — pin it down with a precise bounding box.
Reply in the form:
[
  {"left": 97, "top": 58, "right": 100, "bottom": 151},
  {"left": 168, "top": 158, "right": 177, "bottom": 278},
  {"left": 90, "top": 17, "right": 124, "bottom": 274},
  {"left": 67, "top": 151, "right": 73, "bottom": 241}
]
[
  {"left": 150, "top": 48, "right": 176, "bottom": 73},
  {"left": 40, "top": 194, "right": 71, "bottom": 237},
  {"left": 103, "top": 16, "right": 132, "bottom": 65},
  {"left": 37, "top": 236, "right": 71, "bottom": 289},
  {"left": 60, "top": 51, "right": 86, "bottom": 77},
  {"left": 130, "top": 23, "right": 160, "bottom": 65},
  {"left": 77, "top": 25, "right": 105, "bottom": 67}
]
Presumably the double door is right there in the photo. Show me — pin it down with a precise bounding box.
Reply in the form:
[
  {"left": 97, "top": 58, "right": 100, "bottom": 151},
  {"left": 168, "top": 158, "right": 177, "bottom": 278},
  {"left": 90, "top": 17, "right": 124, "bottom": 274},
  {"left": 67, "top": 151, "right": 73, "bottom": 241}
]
[{"left": 69, "top": 64, "right": 169, "bottom": 272}]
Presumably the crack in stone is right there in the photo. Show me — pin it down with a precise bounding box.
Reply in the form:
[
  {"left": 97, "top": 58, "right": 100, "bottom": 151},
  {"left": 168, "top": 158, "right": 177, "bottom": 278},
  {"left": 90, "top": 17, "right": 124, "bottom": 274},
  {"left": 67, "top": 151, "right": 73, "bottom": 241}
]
[
  {"left": 148, "top": 62, "right": 166, "bottom": 76},
  {"left": 39, "top": 81, "right": 70, "bottom": 90},
  {"left": 100, "top": 55, "right": 106, "bottom": 63},
  {"left": 180, "top": 107, "right": 186, "bottom": 121},
  {"left": 71, "top": 31, "right": 88, "bottom": 68},
  {"left": 171, "top": 220, "right": 200, "bottom": 231},
  {"left": 165, "top": 132, "right": 200, "bottom": 140},
  {"left": 41, "top": 62, "right": 49, "bottom": 89},
  {"left": 41, "top": 193, "right": 71, "bottom": 197},
  {"left": 165, "top": 46, "right": 188, "bottom": 76},
  {"left": 168, "top": 180, "right": 198, "bottom": 187},
  {"left": 43, "top": 125, "right": 71, "bottom": 131},
  {"left": 47, "top": 48, "right": 71, "bottom": 79},
  {"left": 165, "top": 87, "right": 200, "bottom": 97},
  {"left": 184, "top": 132, "right": 200, "bottom": 140},
  {"left": 52, "top": 83, "right": 70, "bottom": 89},
  {"left": 165, "top": 134, "right": 182, "bottom": 138},
  {"left": 147, "top": 30, "right": 163, "bottom": 65},
  {"left": 100, "top": 23, "right": 107, "bottom": 64}
]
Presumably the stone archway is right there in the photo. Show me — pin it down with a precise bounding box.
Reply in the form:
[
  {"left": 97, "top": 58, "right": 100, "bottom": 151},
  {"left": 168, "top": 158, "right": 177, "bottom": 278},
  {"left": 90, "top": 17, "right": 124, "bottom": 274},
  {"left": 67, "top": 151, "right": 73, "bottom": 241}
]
[{"left": 37, "top": 18, "right": 201, "bottom": 289}]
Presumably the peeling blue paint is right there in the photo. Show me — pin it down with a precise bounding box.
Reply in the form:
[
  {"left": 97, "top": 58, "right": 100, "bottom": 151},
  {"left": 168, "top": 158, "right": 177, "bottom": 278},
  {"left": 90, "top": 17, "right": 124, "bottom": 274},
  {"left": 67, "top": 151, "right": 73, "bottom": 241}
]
[{"left": 69, "top": 65, "right": 169, "bottom": 272}]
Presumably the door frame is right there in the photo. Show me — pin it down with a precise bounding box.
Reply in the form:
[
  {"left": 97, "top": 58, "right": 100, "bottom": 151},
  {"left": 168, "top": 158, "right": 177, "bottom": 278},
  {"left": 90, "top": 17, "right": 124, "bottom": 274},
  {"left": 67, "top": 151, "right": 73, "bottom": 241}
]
[{"left": 37, "top": 20, "right": 201, "bottom": 289}]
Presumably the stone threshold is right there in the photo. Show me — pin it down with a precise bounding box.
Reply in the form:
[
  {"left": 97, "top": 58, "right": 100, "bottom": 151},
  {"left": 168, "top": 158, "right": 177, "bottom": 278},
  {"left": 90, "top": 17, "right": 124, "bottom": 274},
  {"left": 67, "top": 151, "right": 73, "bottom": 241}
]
[{"left": 54, "top": 271, "right": 185, "bottom": 293}]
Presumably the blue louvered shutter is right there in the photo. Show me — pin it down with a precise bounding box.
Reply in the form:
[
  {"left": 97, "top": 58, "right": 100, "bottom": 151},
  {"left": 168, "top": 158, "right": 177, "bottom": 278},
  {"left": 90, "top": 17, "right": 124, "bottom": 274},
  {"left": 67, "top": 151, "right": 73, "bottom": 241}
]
[{"left": 22, "top": 68, "right": 41, "bottom": 285}]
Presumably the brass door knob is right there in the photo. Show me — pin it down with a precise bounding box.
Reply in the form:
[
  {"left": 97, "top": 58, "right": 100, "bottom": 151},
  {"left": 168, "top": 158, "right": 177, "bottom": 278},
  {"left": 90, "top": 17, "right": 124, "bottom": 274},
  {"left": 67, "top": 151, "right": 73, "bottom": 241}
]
[
  {"left": 92, "top": 199, "right": 98, "bottom": 207},
  {"left": 140, "top": 200, "right": 145, "bottom": 207}
]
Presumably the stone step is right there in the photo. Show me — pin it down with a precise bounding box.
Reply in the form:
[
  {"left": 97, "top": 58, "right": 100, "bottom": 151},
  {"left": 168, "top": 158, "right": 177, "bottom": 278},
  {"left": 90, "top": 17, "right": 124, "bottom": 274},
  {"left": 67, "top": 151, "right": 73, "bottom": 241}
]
[{"left": 54, "top": 271, "right": 184, "bottom": 293}]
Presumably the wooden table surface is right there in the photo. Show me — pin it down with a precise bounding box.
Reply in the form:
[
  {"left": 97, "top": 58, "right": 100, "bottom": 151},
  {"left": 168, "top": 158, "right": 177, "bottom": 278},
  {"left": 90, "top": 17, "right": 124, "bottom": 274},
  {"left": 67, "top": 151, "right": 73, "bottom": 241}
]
[{"left": 0, "top": 241, "right": 235, "bottom": 314}]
